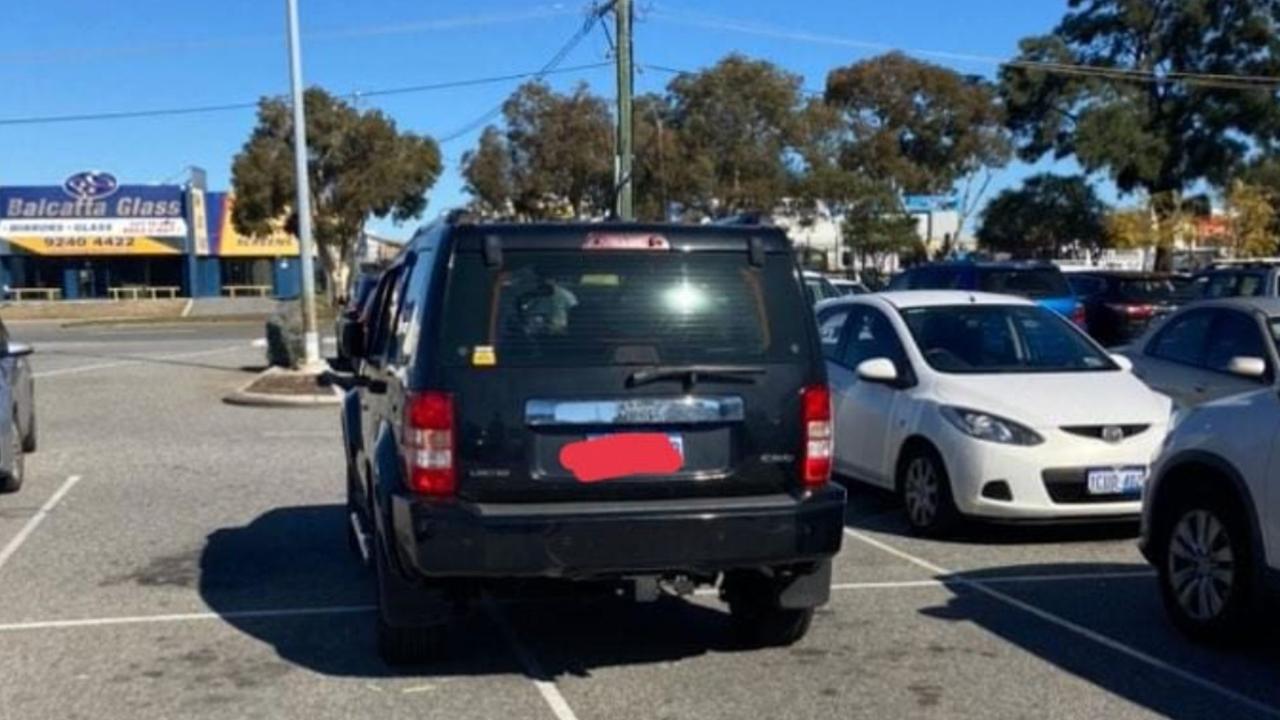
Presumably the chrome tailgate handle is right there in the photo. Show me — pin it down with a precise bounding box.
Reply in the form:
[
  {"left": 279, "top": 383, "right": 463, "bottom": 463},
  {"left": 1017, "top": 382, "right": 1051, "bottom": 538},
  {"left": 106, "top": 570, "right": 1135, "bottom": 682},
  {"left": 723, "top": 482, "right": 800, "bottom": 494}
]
[{"left": 525, "top": 396, "right": 744, "bottom": 427}]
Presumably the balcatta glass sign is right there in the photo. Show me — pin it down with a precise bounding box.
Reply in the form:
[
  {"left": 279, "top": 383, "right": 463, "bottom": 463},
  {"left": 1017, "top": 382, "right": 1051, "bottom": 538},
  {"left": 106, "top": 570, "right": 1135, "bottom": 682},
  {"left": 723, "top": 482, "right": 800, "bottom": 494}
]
[{"left": 0, "top": 172, "right": 188, "bottom": 241}]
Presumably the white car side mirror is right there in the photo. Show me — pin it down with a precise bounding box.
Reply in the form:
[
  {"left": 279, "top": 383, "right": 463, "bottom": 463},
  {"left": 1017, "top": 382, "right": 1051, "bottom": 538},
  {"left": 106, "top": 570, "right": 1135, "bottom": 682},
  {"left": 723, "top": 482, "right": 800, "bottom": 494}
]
[
  {"left": 1227, "top": 356, "right": 1267, "bottom": 379},
  {"left": 1110, "top": 354, "right": 1133, "bottom": 372},
  {"left": 857, "top": 358, "right": 899, "bottom": 385}
]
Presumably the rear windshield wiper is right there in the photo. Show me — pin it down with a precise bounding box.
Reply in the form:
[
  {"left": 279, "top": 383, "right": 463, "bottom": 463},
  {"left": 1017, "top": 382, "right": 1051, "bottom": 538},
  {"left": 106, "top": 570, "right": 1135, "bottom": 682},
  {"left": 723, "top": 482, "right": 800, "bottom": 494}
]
[{"left": 626, "top": 365, "right": 767, "bottom": 389}]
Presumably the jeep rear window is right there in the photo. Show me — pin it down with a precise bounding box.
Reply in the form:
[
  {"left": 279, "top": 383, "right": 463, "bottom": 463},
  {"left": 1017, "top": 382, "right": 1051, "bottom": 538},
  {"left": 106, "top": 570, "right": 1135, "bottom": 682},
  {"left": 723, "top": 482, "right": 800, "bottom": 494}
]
[{"left": 437, "top": 250, "right": 809, "bottom": 367}]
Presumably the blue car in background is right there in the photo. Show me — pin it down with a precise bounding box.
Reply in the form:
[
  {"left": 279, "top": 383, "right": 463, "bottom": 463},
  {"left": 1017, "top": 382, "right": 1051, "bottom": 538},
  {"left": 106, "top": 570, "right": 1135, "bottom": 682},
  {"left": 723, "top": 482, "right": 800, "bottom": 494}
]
[{"left": 887, "top": 261, "right": 1085, "bottom": 326}]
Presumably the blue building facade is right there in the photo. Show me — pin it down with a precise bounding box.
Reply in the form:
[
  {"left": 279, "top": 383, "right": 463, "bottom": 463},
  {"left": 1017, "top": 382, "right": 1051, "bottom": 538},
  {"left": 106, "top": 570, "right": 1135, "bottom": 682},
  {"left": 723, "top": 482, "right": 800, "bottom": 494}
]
[{"left": 0, "top": 171, "right": 302, "bottom": 300}]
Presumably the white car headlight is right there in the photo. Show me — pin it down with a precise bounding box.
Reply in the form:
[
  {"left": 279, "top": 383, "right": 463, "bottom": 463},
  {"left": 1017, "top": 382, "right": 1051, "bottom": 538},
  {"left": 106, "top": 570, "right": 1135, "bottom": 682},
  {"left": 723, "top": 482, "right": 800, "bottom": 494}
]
[{"left": 940, "top": 406, "right": 1044, "bottom": 446}]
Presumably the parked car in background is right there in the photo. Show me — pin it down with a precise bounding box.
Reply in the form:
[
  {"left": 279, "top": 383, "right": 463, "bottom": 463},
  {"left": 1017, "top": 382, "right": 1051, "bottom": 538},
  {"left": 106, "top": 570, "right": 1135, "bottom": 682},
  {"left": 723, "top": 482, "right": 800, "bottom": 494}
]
[
  {"left": 816, "top": 291, "right": 1170, "bottom": 534},
  {"left": 1122, "top": 298, "right": 1280, "bottom": 409},
  {"left": 0, "top": 318, "right": 35, "bottom": 494},
  {"left": 1193, "top": 260, "right": 1280, "bottom": 299},
  {"left": 829, "top": 278, "right": 870, "bottom": 296},
  {"left": 887, "top": 261, "right": 1085, "bottom": 326},
  {"left": 804, "top": 271, "right": 843, "bottom": 304},
  {"left": 1141, "top": 385, "right": 1280, "bottom": 642},
  {"left": 1067, "top": 271, "right": 1194, "bottom": 347},
  {"left": 333, "top": 271, "right": 381, "bottom": 367},
  {"left": 333, "top": 220, "right": 846, "bottom": 663}
]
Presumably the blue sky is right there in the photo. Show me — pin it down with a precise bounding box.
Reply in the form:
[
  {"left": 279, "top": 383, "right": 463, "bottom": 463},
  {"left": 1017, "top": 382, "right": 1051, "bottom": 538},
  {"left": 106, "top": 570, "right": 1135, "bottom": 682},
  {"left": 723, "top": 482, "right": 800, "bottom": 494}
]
[{"left": 1, "top": 1, "right": 1086, "bottom": 238}]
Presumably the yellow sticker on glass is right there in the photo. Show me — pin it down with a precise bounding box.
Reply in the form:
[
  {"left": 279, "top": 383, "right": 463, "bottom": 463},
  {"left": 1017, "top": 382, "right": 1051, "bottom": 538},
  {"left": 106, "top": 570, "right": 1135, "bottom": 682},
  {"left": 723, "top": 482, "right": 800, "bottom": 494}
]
[{"left": 472, "top": 345, "right": 497, "bottom": 367}]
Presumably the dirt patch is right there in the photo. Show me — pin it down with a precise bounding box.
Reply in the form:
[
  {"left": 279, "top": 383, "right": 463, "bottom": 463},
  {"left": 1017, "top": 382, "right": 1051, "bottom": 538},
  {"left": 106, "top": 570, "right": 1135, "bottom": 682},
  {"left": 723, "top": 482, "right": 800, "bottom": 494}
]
[
  {"left": 242, "top": 371, "right": 327, "bottom": 396},
  {"left": 101, "top": 551, "right": 200, "bottom": 588}
]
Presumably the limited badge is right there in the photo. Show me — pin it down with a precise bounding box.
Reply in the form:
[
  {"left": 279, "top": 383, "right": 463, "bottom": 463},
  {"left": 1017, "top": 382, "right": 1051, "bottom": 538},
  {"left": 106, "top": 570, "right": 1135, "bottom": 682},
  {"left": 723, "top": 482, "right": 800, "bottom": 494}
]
[{"left": 472, "top": 345, "right": 497, "bottom": 367}]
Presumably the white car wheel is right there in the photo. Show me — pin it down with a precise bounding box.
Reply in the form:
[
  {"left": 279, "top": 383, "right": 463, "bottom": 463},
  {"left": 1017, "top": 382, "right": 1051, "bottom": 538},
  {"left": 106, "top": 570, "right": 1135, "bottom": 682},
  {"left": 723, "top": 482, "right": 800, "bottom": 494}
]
[
  {"left": 904, "top": 458, "right": 940, "bottom": 527},
  {"left": 1167, "top": 509, "right": 1236, "bottom": 622},
  {"left": 898, "top": 447, "right": 959, "bottom": 535},
  {"left": 1156, "top": 489, "right": 1256, "bottom": 643}
]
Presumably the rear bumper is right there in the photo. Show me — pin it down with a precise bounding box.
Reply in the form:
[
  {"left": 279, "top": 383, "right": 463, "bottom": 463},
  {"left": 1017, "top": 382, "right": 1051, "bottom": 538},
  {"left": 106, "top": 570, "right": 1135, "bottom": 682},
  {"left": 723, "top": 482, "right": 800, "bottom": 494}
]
[{"left": 390, "top": 485, "right": 847, "bottom": 580}]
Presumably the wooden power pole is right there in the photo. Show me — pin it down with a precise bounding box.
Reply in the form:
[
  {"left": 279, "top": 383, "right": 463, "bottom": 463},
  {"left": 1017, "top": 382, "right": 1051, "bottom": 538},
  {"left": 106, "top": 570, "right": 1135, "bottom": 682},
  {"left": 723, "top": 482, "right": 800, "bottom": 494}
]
[{"left": 614, "top": 0, "right": 634, "bottom": 220}]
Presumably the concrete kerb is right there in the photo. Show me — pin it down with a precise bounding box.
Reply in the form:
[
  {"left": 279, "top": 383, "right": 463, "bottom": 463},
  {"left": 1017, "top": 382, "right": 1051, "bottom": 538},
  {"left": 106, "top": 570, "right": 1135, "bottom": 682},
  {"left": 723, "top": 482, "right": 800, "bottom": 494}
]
[{"left": 223, "top": 366, "right": 343, "bottom": 408}]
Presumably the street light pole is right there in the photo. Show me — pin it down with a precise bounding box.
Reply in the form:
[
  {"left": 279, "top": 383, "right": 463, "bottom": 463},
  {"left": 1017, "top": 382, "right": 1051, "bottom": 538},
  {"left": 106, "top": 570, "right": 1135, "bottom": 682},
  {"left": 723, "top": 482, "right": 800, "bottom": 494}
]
[{"left": 285, "top": 0, "right": 321, "bottom": 367}]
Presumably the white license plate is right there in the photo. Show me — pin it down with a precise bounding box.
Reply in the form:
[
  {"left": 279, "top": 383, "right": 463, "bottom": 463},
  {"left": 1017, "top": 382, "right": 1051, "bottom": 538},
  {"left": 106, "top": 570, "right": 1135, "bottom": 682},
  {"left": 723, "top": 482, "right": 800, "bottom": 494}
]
[
  {"left": 588, "top": 433, "right": 684, "bottom": 459},
  {"left": 1086, "top": 467, "right": 1146, "bottom": 496}
]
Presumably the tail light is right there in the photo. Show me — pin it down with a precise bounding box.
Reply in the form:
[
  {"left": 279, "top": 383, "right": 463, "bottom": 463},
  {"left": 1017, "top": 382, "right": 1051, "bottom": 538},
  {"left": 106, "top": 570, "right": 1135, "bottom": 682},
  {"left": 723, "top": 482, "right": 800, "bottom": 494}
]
[
  {"left": 1106, "top": 303, "right": 1156, "bottom": 319},
  {"left": 403, "top": 391, "right": 455, "bottom": 497},
  {"left": 801, "top": 385, "right": 832, "bottom": 488},
  {"left": 1070, "top": 304, "right": 1087, "bottom": 328}
]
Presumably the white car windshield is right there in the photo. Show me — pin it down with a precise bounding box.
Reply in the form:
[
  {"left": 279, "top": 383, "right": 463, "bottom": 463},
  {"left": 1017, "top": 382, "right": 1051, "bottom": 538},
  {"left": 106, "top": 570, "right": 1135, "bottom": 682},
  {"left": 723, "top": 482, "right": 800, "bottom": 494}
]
[
  {"left": 806, "top": 277, "right": 841, "bottom": 302},
  {"left": 901, "top": 305, "right": 1116, "bottom": 374}
]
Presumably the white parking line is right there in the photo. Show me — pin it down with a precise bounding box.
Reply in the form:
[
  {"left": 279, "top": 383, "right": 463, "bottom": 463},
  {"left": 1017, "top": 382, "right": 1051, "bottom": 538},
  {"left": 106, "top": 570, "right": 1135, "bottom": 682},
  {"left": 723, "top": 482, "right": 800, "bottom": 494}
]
[
  {"left": 483, "top": 598, "right": 581, "bottom": 720},
  {"left": 0, "top": 569, "right": 1160, "bottom": 634},
  {"left": 692, "top": 571, "right": 1156, "bottom": 597},
  {"left": 826, "top": 571, "right": 1155, "bottom": 591},
  {"left": 0, "top": 475, "right": 82, "bottom": 573},
  {"left": 843, "top": 528, "right": 1280, "bottom": 719},
  {"left": 262, "top": 431, "right": 337, "bottom": 439},
  {"left": 0, "top": 604, "right": 376, "bottom": 633},
  {"left": 34, "top": 346, "right": 246, "bottom": 379}
]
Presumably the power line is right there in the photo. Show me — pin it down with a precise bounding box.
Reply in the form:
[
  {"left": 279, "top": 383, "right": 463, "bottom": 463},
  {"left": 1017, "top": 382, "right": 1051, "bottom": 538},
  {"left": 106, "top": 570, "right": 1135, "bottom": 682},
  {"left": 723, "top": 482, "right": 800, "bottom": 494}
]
[
  {"left": 0, "top": 6, "right": 577, "bottom": 65},
  {"left": 0, "top": 100, "right": 263, "bottom": 127},
  {"left": 437, "top": 3, "right": 614, "bottom": 144},
  {"left": 649, "top": 9, "right": 1280, "bottom": 91},
  {"left": 0, "top": 63, "right": 612, "bottom": 127},
  {"left": 641, "top": 63, "right": 825, "bottom": 96},
  {"left": 353, "top": 63, "right": 611, "bottom": 100}
]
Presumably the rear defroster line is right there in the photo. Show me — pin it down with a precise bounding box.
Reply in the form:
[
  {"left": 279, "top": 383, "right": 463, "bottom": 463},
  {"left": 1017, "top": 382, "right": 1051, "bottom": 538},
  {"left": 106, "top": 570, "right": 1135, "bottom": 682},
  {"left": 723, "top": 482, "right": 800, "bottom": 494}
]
[{"left": 843, "top": 528, "right": 1280, "bottom": 720}]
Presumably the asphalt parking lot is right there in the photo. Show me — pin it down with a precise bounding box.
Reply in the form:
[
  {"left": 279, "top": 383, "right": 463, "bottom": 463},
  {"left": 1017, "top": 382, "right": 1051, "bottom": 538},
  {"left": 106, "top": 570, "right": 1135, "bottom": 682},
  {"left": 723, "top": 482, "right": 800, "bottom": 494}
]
[{"left": 0, "top": 321, "right": 1277, "bottom": 720}]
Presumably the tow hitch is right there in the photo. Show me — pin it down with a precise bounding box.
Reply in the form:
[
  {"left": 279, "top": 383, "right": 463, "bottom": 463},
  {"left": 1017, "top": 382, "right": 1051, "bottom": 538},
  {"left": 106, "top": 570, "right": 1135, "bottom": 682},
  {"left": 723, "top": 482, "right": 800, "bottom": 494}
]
[{"left": 629, "top": 574, "right": 698, "bottom": 602}]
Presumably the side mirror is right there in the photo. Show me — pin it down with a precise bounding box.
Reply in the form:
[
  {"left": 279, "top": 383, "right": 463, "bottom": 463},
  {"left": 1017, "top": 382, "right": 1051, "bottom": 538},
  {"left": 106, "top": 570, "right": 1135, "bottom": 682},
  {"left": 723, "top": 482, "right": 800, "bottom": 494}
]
[
  {"left": 3, "top": 342, "right": 33, "bottom": 358},
  {"left": 339, "top": 320, "right": 366, "bottom": 360},
  {"left": 856, "top": 357, "right": 899, "bottom": 385},
  {"left": 1110, "top": 354, "right": 1134, "bottom": 372},
  {"left": 319, "top": 371, "right": 388, "bottom": 394},
  {"left": 1227, "top": 356, "right": 1267, "bottom": 380}
]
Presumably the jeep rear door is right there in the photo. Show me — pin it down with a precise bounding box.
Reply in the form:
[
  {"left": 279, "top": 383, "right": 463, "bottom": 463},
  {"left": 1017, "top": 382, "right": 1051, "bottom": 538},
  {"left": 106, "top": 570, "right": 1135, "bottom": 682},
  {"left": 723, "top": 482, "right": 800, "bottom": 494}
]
[{"left": 426, "top": 228, "right": 822, "bottom": 503}]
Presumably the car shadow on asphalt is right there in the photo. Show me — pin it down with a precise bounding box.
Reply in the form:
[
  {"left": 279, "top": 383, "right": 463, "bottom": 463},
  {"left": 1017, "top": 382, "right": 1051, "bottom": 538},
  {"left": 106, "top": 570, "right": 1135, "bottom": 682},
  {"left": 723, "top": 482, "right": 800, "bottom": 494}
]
[
  {"left": 916, "top": 562, "right": 1280, "bottom": 719},
  {"left": 200, "top": 504, "right": 747, "bottom": 680},
  {"left": 840, "top": 478, "right": 1141, "bottom": 545}
]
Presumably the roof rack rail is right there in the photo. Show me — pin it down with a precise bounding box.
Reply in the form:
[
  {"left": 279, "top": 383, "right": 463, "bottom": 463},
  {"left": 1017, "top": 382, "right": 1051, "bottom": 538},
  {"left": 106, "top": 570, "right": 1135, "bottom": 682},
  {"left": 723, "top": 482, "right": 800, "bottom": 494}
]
[{"left": 444, "top": 208, "right": 479, "bottom": 226}]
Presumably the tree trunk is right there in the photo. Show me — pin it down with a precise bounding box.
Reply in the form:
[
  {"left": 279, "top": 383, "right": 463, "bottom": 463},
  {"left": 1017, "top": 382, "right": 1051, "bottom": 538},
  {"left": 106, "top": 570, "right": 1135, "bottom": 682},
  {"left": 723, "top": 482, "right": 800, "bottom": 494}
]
[
  {"left": 317, "top": 241, "right": 352, "bottom": 305},
  {"left": 1151, "top": 190, "right": 1180, "bottom": 272}
]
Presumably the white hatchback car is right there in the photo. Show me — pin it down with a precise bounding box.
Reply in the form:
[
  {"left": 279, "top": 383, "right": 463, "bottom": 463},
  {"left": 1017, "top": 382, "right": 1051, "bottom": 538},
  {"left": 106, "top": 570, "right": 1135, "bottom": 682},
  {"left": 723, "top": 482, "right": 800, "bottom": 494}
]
[
  {"left": 817, "top": 291, "right": 1173, "bottom": 533},
  {"left": 1141, "top": 386, "right": 1280, "bottom": 641}
]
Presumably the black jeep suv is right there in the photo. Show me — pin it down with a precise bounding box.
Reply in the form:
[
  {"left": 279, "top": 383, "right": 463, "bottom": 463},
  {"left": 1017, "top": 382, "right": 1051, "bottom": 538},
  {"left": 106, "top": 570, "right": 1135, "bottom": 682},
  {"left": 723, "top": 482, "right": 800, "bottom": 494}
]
[{"left": 335, "top": 219, "right": 846, "bottom": 664}]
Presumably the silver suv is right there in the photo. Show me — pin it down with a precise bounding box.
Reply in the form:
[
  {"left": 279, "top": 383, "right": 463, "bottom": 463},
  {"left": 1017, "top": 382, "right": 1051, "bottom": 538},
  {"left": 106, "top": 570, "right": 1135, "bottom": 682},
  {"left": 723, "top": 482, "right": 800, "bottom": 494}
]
[{"left": 1141, "top": 383, "right": 1280, "bottom": 642}]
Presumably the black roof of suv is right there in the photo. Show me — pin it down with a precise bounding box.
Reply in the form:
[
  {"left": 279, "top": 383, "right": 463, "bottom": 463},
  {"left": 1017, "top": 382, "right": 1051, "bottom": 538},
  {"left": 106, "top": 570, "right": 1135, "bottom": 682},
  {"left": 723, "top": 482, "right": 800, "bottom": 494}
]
[{"left": 339, "top": 219, "right": 846, "bottom": 662}]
